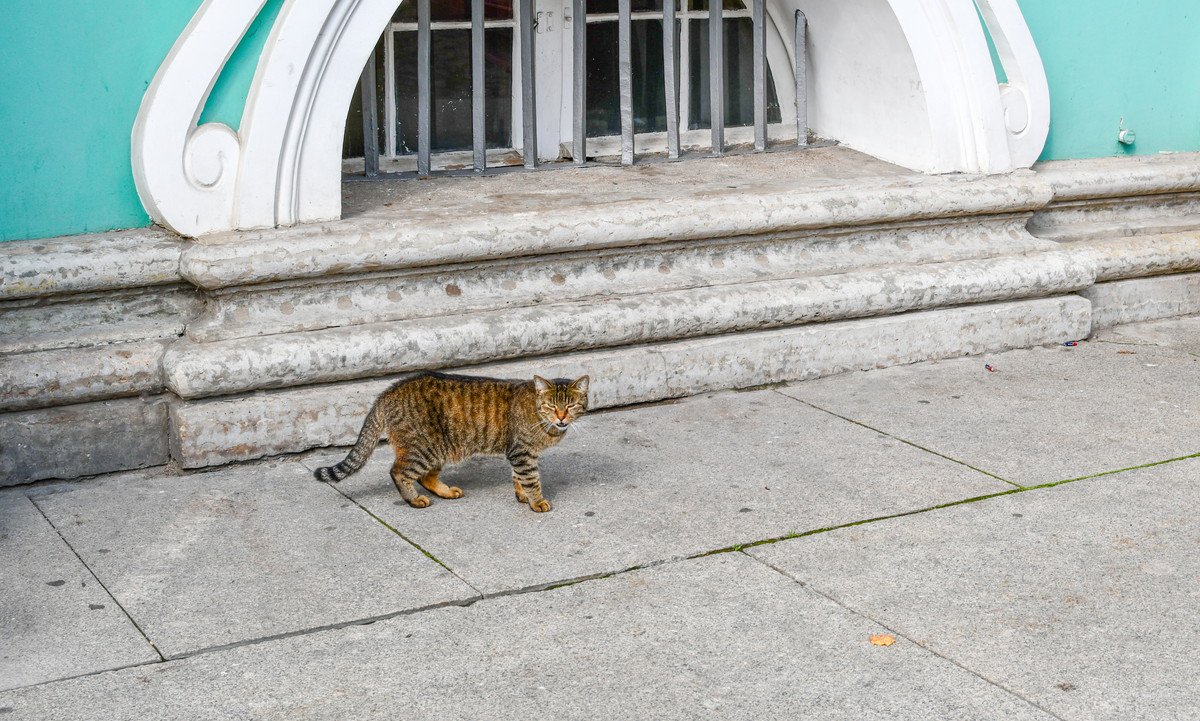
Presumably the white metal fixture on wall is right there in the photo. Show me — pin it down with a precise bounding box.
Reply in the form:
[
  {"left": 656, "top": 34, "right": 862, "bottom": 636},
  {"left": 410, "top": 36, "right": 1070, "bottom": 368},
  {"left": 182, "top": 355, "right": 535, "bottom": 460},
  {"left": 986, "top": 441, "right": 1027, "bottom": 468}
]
[{"left": 132, "top": 0, "right": 1050, "bottom": 237}]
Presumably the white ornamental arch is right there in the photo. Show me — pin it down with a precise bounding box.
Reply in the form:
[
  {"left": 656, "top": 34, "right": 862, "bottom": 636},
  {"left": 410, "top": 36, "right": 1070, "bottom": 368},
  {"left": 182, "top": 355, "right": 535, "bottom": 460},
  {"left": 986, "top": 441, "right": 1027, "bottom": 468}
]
[{"left": 132, "top": 0, "right": 1049, "bottom": 237}]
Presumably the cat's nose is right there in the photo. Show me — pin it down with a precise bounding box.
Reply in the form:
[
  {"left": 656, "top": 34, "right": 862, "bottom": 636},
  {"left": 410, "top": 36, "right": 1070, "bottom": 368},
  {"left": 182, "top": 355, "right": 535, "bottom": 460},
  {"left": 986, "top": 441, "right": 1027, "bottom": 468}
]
[{"left": 555, "top": 410, "right": 567, "bottom": 421}]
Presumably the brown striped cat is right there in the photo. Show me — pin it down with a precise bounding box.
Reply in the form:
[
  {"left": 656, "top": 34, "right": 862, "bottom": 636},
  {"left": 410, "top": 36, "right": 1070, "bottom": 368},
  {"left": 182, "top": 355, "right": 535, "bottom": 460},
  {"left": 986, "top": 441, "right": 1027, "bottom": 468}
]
[{"left": 314, "top": 372, "right": 590, "bottom": 512}]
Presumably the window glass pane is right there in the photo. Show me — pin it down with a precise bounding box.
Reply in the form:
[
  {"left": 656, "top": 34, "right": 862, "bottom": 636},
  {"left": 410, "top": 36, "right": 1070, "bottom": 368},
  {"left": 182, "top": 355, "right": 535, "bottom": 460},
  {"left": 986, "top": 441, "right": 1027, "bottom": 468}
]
[
  {"left": 687, "top": 17, "right": 781, "bottom": 129},
  {"left": 393, "top": 0, "right": 512, "bottom": 23},
  {"left": 686, "top": 1, "right": 746, "bottom": 10},
  {"left": 393, "top": 28, "right": 513, "bottom": 153},
  {"left": 587, "top": 0, "right": 664, "bottom": 12},
  {"left": 586, "top": 19, "right": 669, "bottom": 137},
  {"left": 343, "top": 40, "right": 386, "bottom": 158}
]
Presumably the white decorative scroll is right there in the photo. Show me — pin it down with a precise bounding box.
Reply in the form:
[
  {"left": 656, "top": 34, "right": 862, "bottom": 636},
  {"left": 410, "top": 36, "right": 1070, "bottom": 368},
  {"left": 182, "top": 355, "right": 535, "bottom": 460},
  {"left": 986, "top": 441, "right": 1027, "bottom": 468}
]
[{"left": 133, "top": 0, "right": 1050, "bottom": 237}]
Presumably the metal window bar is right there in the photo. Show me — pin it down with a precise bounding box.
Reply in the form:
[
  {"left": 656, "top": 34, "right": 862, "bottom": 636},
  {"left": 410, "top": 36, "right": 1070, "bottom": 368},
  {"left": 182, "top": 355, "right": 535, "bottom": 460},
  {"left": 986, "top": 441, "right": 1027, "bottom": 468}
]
[
  {"left": 573, "top": 0, "right": 587, "bottom": 165},
  {"left": 472, "top": 0, "right": 486, "bottom": 171},
  {"left": 795, "top": 10, "right": 808, "bottom": 147},
  {"left": 356, "top": 2, "right": 811, "bottom": 178},
  {"left": 618, "top": 0, "right": 635, "bottom": 165},
  {"left": 709, "top": 0, "right": 724, "bottom": 155},
  {"left": 360, "top": 49, "right": 379, "bottom": 178},
  {"left": 663, "top": 1, "right": 680, "bottom": 159},
  {"left": 416, "top": 0, "right": 432, "bottom": 176},
  {"left": 752, "top": 0, "right": 766, "bottom": 151},
  {"left": 519, "top": 0, "right": 537, "bottom": 168}
]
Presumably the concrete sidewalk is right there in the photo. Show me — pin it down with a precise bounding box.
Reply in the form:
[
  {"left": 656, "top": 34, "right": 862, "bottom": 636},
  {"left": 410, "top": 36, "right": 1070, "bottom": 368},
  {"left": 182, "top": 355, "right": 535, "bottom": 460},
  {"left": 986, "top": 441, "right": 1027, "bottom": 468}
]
[{"left": 2, "top": 315, "right": 1198, "bottom": 720}]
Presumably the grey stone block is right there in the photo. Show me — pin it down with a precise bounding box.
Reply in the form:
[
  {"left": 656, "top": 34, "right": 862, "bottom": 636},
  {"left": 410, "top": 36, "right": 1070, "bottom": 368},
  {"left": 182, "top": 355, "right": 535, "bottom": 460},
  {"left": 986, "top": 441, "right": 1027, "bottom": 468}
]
[
  {"left": 302, "top": 389, "right": 1009, "bottom": 595},
  {"left": 0, "top": 554, "right": 1056, "bottom": 720},
  {"left": 780, "top": 341, "right": 1200, "bottom": 486},
  {"left": 1061, "top": 232, "right": 1200, "bottom": 282},
  {"left": 29, "top": 461, "right": 477, "bottom": 658},
  {"left": 1081, "top": 272, "right": 1200, "bottom": 329},
  {"left": 0, "top": 398, "right": 169, "bottom": 486},
  {"left": 171, "top": 296, "right": 1091, "bottom": 468},
  {"left": 0, "top": 492, "right": 158, "bottom": 692},
  {"left": 748, "top": 457, "right": 1200, "bottom": 721}
]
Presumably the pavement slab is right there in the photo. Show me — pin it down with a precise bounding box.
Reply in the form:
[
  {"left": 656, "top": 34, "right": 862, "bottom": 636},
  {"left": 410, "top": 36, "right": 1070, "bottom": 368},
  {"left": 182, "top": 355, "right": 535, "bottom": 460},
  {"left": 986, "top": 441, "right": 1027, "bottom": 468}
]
[
  {"left": 0, "top": 554, "right": 1056, "bottom": 721},
  {"left": 780, "top": 341, "right": 1200, "bottom": 485},
  {"left": 27, "top": 460, "right": 477, "bottom": 659},
  {"left": 0, "top": 491, "right": 158, "bottom": 692},
  {"left": 1094, "top": 314, "right": 1200, "bottom": 356},
  {"left": 302, "top": 389, "right": 1009, "bottom": 595},
  {"left": 748, "top": 458, "right": 1200, "bottom": 721}
]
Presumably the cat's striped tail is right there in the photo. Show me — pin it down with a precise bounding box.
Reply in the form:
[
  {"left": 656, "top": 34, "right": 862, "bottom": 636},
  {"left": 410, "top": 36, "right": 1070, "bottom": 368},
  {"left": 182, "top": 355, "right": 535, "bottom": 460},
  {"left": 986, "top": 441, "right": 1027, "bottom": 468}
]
[{"left": 314, "top": 400, "right": 386, "bottom": 483}]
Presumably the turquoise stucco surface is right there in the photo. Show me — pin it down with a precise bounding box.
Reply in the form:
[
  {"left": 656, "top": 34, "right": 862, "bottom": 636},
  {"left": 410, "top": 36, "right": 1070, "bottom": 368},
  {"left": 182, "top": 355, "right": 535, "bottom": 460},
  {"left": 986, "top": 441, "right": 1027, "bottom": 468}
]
[
  {"left": 0, "top": 0, "right": 282, "bottom": 242},
  {"left": 0, "top": 0, "right": 1197, "bottom": 241},
  {"left": 1016, "top": 0, "right": 1200, "bottom": 161}
]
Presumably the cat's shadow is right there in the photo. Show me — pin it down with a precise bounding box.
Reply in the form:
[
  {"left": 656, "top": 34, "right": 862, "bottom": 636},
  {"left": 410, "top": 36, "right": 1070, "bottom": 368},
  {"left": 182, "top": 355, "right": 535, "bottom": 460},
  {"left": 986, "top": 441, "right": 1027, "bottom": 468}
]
[{"left": 434, "top": 451, "right": 627, "bottom": 495}]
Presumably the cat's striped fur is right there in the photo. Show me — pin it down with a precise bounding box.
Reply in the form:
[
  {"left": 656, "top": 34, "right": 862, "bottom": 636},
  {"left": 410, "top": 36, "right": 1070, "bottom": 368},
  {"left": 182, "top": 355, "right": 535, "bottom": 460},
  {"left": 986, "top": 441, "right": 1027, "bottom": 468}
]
[{"left": 314, "top": 371, "right": 589, "bottom": 512}]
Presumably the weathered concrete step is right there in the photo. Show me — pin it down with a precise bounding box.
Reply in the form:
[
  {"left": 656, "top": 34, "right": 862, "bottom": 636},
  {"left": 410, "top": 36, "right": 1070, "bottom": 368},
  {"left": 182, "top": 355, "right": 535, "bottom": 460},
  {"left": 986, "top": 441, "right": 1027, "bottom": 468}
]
[
  {"left": 184, "top": 173, "right": 1052, "bottom": 288},
  {"left": 1083, "top": 272, "right": 1200, "bottom": 330},
  {"left": 0, "top": 340, "right": 167, "bottom": 412},
  {"left": 0, "top": 286, "right": 197, "bottom": 354},
  {"left": 170, "top": 295, "right": 1091, "bottom": 467},
  {"left": 1029, "top": 192, "right": 1200, "bottom": 242},
  {"left": 0, "top": 227, "right": 183, "bottom": 301},
  {"left": 1062, "top": 231, "right": 1200, "bottom": 282},
  {"left": 188, "top": 214, "right": 1048, "bottom": 343},
  {"left": 0, "top": 397, "right": 170, "bottom": 486},
  {"left": 164, "top": 250, "right": 1095, "bottom": 399}
]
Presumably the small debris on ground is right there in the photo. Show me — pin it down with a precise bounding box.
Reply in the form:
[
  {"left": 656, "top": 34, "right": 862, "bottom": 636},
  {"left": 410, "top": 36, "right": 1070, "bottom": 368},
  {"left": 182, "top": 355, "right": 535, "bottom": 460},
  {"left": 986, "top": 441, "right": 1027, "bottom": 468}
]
[
  {"left": 1117, "top": 350, "right": 1137, "bottom": 355},
  {"left": 869, "top": 633, "right": 896, "bottom": 647},
  {"left": 984, "top": 364, "right": 998, "bottom": 373},
  {"left": 1063, "top": 341, "right": 1078, "bottom": 347}
]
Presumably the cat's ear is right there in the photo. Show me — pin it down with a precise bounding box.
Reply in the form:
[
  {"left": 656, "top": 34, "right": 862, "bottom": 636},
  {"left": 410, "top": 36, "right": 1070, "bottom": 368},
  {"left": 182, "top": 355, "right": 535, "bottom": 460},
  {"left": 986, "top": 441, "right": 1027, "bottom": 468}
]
[
  {"left": 533, "top": 375, "right": 553, "bottom": 394},
  {"left": 570, "top": 375, "right": 590, "bottom": 395}
]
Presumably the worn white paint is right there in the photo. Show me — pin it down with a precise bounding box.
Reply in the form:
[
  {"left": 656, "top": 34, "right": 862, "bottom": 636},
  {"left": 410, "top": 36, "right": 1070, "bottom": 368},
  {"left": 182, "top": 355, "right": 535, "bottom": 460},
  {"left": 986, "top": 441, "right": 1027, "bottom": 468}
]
[{"left": 131, "top": 0, "right": 1050, "bottom": 236}]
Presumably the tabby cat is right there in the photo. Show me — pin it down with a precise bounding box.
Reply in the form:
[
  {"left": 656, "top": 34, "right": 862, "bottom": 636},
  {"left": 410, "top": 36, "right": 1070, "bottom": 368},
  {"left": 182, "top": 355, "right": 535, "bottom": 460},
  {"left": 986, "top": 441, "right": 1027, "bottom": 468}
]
[{"left": 314, "top": 372, "right": 590, "bottom": 512}]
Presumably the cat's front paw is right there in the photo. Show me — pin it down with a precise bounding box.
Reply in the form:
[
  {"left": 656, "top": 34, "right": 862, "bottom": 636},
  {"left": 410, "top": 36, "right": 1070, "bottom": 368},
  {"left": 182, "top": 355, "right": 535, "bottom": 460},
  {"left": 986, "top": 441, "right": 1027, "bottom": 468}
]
[{"left": 529, "top": 498, "right": 552, "bottom": 513}]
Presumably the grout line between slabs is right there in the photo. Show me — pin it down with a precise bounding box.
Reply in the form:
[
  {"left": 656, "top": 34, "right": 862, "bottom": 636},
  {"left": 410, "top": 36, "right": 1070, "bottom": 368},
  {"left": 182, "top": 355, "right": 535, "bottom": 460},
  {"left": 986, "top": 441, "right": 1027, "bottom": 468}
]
[
  {"left": 25, "top": 495, "right": 167, "bottom": 663},
  {"left": 773, "top": 390, "right": 1023, "bottom": 488},
  {"left": 742, "top": 551, "right": 1069, "bottom": 721},
  {"left": 317, "top": 479, "right": 486, "bottom": 597}
]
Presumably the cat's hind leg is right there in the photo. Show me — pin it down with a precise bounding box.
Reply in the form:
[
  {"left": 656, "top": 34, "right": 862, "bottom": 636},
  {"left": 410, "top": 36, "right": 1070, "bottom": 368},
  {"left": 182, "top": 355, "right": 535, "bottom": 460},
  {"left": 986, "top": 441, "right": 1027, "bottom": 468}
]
[
  {"left": 389, "top": 443, "right": 432, "bottom": 508},
  {"left": 418, "top": 469, "right": 464, "bottom": 499}
]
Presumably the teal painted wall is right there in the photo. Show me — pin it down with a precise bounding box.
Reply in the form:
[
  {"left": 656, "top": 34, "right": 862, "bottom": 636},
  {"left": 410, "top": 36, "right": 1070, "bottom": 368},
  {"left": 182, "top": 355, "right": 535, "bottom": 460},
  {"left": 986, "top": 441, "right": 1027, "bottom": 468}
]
[
  {"left": 1016, "top": 0, "right": 1200, "bottom": 161},
  {"left": 0, "top": 0, "right": 283, "bottom": 242}
]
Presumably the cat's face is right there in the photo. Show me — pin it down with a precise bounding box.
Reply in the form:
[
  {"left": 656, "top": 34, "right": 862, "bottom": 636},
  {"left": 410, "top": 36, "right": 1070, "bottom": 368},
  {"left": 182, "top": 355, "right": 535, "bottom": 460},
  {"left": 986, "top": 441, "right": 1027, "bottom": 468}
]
[{"left": 533, "top": 375, "right": 590, "bottom": 432}]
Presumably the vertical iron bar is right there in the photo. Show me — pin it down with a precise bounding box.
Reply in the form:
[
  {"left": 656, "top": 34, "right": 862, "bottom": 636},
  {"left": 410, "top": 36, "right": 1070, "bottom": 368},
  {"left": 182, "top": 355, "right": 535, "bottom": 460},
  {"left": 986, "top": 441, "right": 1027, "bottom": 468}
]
[
  {"left": 752, "top": 0, "right": 766, "bottom": 151},
  {"left": 572, "top": 0, "right": 587, "bottom": 164},
  {"left": 663, "top": 0, "right": 679, "bottom": 159},
  {"left": 519, "top": 0, "right": 538, "bottom": 168},
  {"left": 416, "top": 0, "right": 432, "bottom": 176},
  {"left": 618, "top": 0, "right": 634, "bottom": 165},
  {"left": 360, "top": 48, "right": 380, "bottom": 177},
  {"left": 472, "top": 0, "right": 486, "bottom": 171},
  {"left": 709, "top": 0, "right": 724, "bottom": 155},
  {"left": 795, "top": 10, "right": 808, "bottom": 147}
]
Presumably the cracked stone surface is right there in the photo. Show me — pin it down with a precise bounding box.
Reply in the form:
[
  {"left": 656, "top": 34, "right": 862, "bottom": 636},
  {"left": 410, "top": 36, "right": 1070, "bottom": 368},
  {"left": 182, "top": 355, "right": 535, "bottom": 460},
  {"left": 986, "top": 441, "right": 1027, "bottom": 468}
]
[
  {"left": 779, "top": 340, "right": 1200, "bottom": 486},
  {"left": 26, "top": 461, "right": 476, "bottom": 658},
  {"left": 0, "top": 554, "right": 1056, "bottom": 720},
  {"left": 300, "top": 388, "right": 1009, "bottom": 594},
  {"left": 748, "top": 457, "right": 1200, "bottom": 721},
  {"left": 0, "top": 492, "right": 158, "bottom": 692}
]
